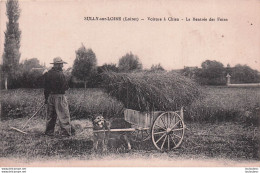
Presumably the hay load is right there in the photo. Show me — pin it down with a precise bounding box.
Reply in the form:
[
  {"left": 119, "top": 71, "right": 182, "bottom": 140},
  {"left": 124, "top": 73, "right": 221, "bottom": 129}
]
[{"left": 101, "top": 72, "right": 203, "bottom": 112}]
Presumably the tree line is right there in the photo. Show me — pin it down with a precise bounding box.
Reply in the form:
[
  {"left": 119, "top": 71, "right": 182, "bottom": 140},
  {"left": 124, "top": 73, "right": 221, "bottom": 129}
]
[
  {"left": 1, "top": 43, "right": 259, "bottom": 89},
  {"left": 1, "top": 0, "right": 259, "bottom": 89},
  {"left": 181, "top": 60, "right": 260, "bottom": 85}
]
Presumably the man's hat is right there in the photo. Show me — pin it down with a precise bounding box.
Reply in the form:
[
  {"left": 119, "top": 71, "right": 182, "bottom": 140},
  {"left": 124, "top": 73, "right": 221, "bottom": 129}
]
[{"left": 50, "top": 57, "right": 67, "bottom": 64}]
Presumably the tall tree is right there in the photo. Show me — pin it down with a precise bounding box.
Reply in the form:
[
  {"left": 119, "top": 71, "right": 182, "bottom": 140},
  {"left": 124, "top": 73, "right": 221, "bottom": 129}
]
[
  {"left": 72, "top": 44, "right": 97, "bottom": 88},
  {"left": 200, "top": 60, "right": 225, "bottom": 79},
  {"left": 196, "top": 60, "right": 226, "bottom": 85},
  {"left": 2, "top": 0, "right": 21, "bottom": 89},
  {"left": 118, "top": 52, "right": 142, "bottom": 72}
]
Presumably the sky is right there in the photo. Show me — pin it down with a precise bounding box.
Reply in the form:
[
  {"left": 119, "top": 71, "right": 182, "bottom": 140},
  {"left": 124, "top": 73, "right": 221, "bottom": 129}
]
[{"left": 0, "top": 0, "right": 260, "bottom": 71}]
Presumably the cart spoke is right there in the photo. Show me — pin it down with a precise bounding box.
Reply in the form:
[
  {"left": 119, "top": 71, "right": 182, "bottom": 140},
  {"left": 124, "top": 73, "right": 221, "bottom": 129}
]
[
  {"left": 167, "top": 112, "right": 170, "bottom": 127},
  {"left": 168, "top": 113, "right": 176, "bottom": 127},
  {"left": 170, "top": 120, "right": 181, "bottom": 131},
  {"left": 155, "top": 124, "right": 166, "bottom": 130},
  {"left": 160, "top": 116, "right": 167, "bottom": 128},
  {"left": 171, "top": 128, "right": 184, "bottom": 132},
  {"left": 161, "top": 135, "right": 167, "bottom": 150},
  {"left": 170, "top": 134, "right": 177, "bottom": 146},
  {"left": 155, "top": 133, "right": 166, "bottom": 144},
  {"left": 167, "top": 135, "right": 170, "bottom": 150},
  {"left": 169, "top": 112, "right": 171, "bottom": 128},
  {"left": 154, "top": 131, "right": 167, "bottom": 135},
  {"left": 172, "top": 133, "right": 182, "bottom": 139}
]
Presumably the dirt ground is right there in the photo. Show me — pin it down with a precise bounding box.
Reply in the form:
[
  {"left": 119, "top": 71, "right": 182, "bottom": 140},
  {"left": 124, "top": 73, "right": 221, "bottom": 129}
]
[{"left": 0, "top": 117, "right": 259, "bottom": 167}]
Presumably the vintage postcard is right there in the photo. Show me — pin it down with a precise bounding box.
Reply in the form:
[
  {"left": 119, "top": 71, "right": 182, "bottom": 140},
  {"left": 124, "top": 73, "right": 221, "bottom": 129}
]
[{"left": 0, "top": 0, "right": 259, "bottom": 168}]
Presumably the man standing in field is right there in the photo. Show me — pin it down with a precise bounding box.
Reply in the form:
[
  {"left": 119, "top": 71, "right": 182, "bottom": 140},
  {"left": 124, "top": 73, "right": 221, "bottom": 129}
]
[{"left": 44, "top": 57, "right": 73, "bottom": 137}]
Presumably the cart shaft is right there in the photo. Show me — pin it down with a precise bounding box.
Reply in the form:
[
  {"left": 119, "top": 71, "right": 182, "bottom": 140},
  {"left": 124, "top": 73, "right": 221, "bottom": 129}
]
[{"left": 93, "top": 128, "right": 149, "bottom": 133}]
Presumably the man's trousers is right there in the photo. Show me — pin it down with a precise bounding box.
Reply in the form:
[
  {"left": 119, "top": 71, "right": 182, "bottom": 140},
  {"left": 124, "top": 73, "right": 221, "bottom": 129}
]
[{"left": 45, "top": 94, "right": 72, "bottom": 136}]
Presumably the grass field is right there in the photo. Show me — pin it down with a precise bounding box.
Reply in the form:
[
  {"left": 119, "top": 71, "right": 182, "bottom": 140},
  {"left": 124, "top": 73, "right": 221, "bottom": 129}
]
[
  {"left": 186, "top": 86, "right": 260, "bottom": 124},
  {"left": 0, "top": 88, "right": 124, "bottom": 120},
  {"left": 0, "top": 87, "right": 259, "bottom": 162},
  {"left": 1, "top": 87, "right": 259, "bottom": 124}
]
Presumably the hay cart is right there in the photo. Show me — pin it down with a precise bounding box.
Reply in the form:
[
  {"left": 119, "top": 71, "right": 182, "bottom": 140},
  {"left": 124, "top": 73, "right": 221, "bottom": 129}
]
[
  {"left": 95, "top": 108, "right": 185, "bottom": 152},
  {"left": 125, "top": 108, "right": 185, "bottom": 151}
]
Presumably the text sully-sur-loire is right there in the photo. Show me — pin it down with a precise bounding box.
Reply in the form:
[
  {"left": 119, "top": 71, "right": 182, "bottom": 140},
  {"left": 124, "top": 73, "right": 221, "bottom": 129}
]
[{"left": 84, "top": 16, "right": 228, "bottom": 22}]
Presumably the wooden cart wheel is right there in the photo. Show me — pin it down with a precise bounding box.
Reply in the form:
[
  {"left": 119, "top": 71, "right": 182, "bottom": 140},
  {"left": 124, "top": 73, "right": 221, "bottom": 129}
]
[
  {"left": 151, "top": 111, "right": 184, "bottom": 151},
  {"left": 130, "top": 125, "right": 150, "bottom": 143}
]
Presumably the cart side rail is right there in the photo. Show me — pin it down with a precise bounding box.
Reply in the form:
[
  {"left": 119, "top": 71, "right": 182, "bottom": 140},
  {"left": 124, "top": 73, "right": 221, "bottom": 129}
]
[{"left": 124, "top": 107, "right": 184, "bottom": 128}]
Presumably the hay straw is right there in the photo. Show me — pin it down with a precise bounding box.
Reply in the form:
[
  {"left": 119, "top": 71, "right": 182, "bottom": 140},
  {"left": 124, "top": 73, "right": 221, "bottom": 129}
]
[{"left": 101, "top": 72, "right": 203, "bottom": 112}]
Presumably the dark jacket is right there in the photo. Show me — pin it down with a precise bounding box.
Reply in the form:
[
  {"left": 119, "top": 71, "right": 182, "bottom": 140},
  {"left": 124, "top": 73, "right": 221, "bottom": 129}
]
[{"left": 44, "top": 67, "right": 69, "bottom": 100}]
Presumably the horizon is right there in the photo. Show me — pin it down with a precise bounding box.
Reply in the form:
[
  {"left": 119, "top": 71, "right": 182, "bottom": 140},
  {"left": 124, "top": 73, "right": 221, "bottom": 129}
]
[
  {"left": 18, "top": 52, "right": 259, "bottom": 71},
  {"left": 0, "top": 0, "right": 260, "bottom": 71}
]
